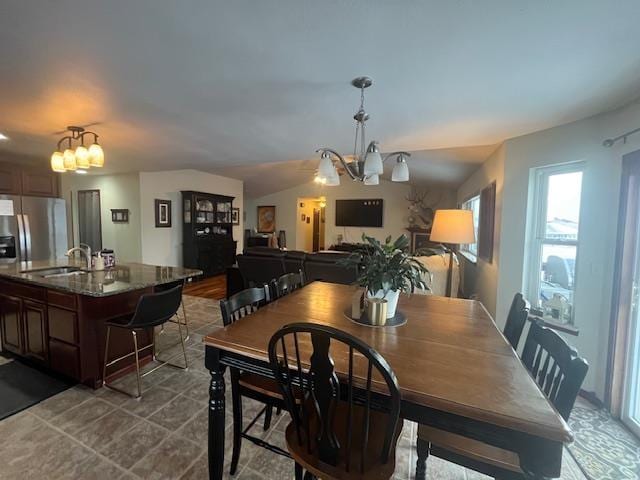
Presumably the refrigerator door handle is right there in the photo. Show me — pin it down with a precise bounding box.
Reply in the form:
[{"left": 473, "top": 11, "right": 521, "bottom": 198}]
[
  {"left": 16, "top": 214, "right": 26, "bottom": 261},
  {"left": 22, "top": 214, "right": 32, "bottom": 262}
]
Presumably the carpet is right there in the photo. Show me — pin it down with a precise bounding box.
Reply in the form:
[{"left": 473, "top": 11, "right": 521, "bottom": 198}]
[
  {"left": 0, "top": 356, "right": 74, "bottom": 421},
  {"left": 568, "top": 400, "right": 640, "bottom": 480}
]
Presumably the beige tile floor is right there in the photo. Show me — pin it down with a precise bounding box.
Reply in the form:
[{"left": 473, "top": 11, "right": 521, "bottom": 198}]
[{"left": 0, "top": 295, "right": 588, "bottom": 479}]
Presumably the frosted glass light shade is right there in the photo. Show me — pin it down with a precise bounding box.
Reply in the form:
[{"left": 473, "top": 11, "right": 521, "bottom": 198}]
[
  {"left": 75, "top": 145, "right": 90, "bottom": 169},
  {"left": 63, "top": 149, "right": 77, "bottom": 170},
  {"left": 391, "top": 159, "right": 409, "bottom": 182},
  {"left": 89, "top": 143, "right": 104, "bottom": 167},
  {"left": 363, "top": 150, "right": 383, "bottom": 176},
  {"left": 318, "top": 154, "right": 334, "bottom": 178},
  {"left": 430, "top": 209, "right": 475, "bottom": 245},
  {"left": 50, "top": 151, "right": 65, "bottom": 172},
  {"left": 364, "top": 174, "right": 379, "bottom": 185},
  {"left": 325, "top": 167, "right": 340, "bottom": 186}
]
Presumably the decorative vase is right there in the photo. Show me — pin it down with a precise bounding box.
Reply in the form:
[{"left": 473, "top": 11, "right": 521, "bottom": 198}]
[{"left": 367, "top": 289, "right": 400, "bottom": 318}]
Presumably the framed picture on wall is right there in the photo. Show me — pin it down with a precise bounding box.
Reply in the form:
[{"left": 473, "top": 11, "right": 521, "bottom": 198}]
[
  {"left": 231, "top": 207, "right": 240, "bottom": 225},
  {"left": 155, "top": 199, "right": 172, "bottom": 228},
  {"left": 257, "top": 205, "right": 276, "bottom": 233}
]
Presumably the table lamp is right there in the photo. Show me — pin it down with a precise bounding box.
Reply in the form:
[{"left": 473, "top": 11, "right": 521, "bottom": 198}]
[{"left": 429, "top": 209, "right": 476, "bottom": 297}]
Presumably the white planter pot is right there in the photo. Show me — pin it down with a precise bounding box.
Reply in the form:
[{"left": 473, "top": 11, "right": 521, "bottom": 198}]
[{"left": 367, "top": 289, "right": 400, "bottom": 318}]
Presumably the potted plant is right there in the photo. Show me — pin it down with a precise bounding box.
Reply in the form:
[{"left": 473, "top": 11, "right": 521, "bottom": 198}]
[{"left": 340, "top": 234, "right": 430, "bottom": 318}]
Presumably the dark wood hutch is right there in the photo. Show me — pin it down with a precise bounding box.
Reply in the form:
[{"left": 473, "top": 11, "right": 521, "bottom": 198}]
[{"left": 182, "top": 191, "right": 237, "bottom": 277}]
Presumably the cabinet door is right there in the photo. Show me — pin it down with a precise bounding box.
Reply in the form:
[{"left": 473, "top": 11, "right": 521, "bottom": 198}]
[
  {"left": 0, "top": 162, "right": 22, "bottom": 195},
  {"left": 0, "top": 294, "right": 23, "bottom": 354},
  {"left": 23, "top": 300, "right": 48, "bottom": 363},
  {"left": 21, "top": 168, "right": 59, "bottom": 197}
]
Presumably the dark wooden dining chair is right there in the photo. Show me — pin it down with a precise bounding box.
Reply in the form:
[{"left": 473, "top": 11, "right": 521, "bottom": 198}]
[
  {"left": 268, "top": 322, "right": 403, "bottom": 480},
  {"left": 272, "top": 270, "right": 305, "bottom": 299},
  {"left": 220, "top": 285, "right": 287, "bottom": 475},
  {"left": 503, "top": 292, "right": 530, "bottom": 350},
  {"left": 415, "top": 320, "right": 588, "bottom": 480}
]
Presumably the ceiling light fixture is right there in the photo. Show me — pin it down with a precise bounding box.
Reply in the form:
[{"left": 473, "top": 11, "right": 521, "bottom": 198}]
[
  {"left": 315, "top": 77, "right": 411, "bottom": 186},
  {"left": 51, "top": 126, "right": 104, "bottom": 173}
]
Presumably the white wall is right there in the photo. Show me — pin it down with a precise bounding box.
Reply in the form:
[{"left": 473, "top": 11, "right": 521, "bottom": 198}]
[
  {"left": 456, "top": 144, "right": 505, "bottom": 316},
  {"left": 463, "top": 99, "right": 640, "bottom": 397},
  {"left": 139, "top": 169, "right": 244, "bottom": 266},
  {"left": 60, "top": 172, "right": 142, "bottom": 262},
  {"left": 245, "top": 180, "right": 456, "bottom": 250}
]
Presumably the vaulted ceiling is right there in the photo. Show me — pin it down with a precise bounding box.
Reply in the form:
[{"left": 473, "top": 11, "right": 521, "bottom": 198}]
[{"left": 1, "top": 1, "right": 639, "bottom": 195}]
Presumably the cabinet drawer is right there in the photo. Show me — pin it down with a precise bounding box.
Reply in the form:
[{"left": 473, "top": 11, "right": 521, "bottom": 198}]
[
  {"left": 49, "top": 339, "right": 80, "bottom": 380},
  {"left": 47, "top": 290, "right": 77, "bottom": 310},
  {"left": 0, "top": 280, "right": 46, "bottom": 302},
  {"left": 48, "top": 307, "right": 78, "bottom": 344}
]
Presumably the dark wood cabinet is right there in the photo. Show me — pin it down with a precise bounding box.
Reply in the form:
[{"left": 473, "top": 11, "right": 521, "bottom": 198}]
[
  {"left": 0, "top": 294, "right": 23, "bottom": 354},
  {"left": 23, "top": 300, "right": 48, "bottom": 363},
  {"left": 21, "top": 168, "right": 59, "bottom": 197},
  {"left": 0, "top": 161, "right": 60, "bottom": 198},
  {"left": 182, "top": 190, "right": 236, "bottom": 277}
]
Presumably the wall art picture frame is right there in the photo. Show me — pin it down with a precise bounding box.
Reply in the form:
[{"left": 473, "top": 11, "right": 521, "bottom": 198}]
[
  {"left": 257, "top": 205, "right": 276, "bottom": 233},
  {"left": 111, "top": 209, "right": 129, "bottom": 223},
  {"left": 232, "top": 207, "right": 240, "bottom": 225},
  {"left": 155, "top": 199, "right": 172, "bottom": 228}
]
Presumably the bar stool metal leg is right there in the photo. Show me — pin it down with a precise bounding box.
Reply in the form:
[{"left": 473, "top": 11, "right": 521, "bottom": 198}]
[
  {"left": 102, "top": 326, "right": 111, "bottom": 387},
  {"left": 132, "top": 330, "right": 142, "bottom": 399}
]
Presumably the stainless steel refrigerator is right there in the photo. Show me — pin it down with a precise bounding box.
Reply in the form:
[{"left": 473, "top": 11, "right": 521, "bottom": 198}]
[{"left": 0, "top": 194, "right": 68, "bottom": 264}]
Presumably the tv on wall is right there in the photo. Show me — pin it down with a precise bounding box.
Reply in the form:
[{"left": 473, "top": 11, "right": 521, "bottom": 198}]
[{"left": 335, "top": 199, "right": 383, "bottom": 227}]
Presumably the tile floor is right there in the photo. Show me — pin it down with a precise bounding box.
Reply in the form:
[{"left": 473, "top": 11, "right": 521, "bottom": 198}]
[{"left": 0, "top": 295, "right": 588, "bottom": 479}]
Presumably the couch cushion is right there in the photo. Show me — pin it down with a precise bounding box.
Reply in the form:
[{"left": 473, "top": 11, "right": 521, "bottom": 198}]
[{"left": 243, "top": 247, "right": 286, "bottom": 257}]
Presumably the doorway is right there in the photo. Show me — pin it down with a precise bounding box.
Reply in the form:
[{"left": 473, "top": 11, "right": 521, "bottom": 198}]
[
  {"left": 296, "top": 197, "right": 326, "bottom": 252},
  {"left": 608, "top": 149, "right": 640, "bottom": 437},
  {"left": 77, "top": 190, "right": 102, "bottom": 251}
]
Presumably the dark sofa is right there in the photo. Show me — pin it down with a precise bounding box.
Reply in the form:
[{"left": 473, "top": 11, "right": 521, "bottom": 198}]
[{"left": 234, "top": 247, "right": 359, "bottom": 292}]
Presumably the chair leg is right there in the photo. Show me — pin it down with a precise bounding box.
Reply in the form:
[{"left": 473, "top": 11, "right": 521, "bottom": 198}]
[
  {"left": 181, "top": 299, "right": 190, "bottom": 340},
  {"left": 276, "top": 406, "right": 282, "bottom": 416},
  {"left": 295, "top": 462, "right": 303, "bottom": 480},
  {"left": 416, "top": 437, "right": 429, "bottom": 480},
  {"left": 102, "top": 326, "right": 111, "bottom": 386},
  {"left": 132, "top": 331, "right": 142, "bottom": 399},
  {"left": 177, "top": 321, "right": 189, "bottom": 370},
  {"left": 263, "top": 405, "right": 273, "bottom": 431},
  {"left": 229, "top": 370, "right": 243, "bottom": 476}
]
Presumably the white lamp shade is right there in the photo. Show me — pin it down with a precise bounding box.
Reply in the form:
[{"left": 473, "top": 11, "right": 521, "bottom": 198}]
[
  {"left": 75, "top": 145, "right": 90, "bottom": 169},
  {"left": 325, "top": 167, "right": 340, "bottom": 186},
  {"left": 63, "top": 148, "right": 77, "bottom": 170},
  {"left": 430, "top": 209, "right": 475, "bottom": 244},
  {"left": 391, "top": 160, "right": 409, "bottom": 182},
  {"left": 89, "top": 143, "right": 104, "bottom": 167},
  {"left": 363, "top": 150, "right": 383, "bottom": 175},
  {"left": 50, "top": 151, "right": 65, "bottom": 172},
  {"left": 363, "top": 174, "right": 379, "bottom": 185},
  {"left": 318, "top": 155, "right": 334, "bottom": 178}
]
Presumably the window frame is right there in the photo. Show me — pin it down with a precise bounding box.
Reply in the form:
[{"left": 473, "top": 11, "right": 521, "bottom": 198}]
[
  {"left": 525, "top": 161, "right": 585, "bottom": 325},
  {"left": 459, "top": 193, "right": 481, "bottom": 262}
]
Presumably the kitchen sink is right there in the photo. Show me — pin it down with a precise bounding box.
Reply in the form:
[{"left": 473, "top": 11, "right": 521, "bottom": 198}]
[{"left": 21, "top": 267, "right": 88, "bottom": 278}]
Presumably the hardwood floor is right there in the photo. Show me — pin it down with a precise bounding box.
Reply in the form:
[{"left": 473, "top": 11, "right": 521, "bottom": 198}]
[{"left": 184, "top": 274, "right": 227, "bottom": 299}]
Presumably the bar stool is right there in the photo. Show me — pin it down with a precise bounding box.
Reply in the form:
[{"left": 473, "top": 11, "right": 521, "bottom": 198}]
[
  {"left": 102, "top": 285, "right": 188, "bottom": 399},
  {"left": 155, "top": 279, "right": 190, "bottom": 340}
]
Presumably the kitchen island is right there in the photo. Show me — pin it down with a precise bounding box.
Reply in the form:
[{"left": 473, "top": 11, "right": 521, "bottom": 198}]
[{"left": 0, "top": 260, "right": 201, "bottom": 388}]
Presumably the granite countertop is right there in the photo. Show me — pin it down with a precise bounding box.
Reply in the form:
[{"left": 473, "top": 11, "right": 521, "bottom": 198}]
[{"left": 0, "top": 259, "right": 203, "bottom": 297}]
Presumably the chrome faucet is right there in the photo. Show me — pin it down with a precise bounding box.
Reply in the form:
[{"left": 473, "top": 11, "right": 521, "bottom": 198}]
[{"left": 66, "top": 243, "right": 92, "bottom": 270}]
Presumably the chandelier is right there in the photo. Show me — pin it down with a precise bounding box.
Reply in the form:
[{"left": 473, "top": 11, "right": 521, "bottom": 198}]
[
  {"left": 315, "top": 76, "right": 410, "bottom": 186},
  {"left": 50, "top": 126, "right": 104, "bottom": 173}
]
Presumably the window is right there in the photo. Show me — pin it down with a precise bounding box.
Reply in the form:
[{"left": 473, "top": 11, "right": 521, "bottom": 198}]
[
  {"left": 460, "top": 194, "right": 480, "bottom": 260},
  {"left": 525, "top": 163, "right": 584, "bottom": 325}
]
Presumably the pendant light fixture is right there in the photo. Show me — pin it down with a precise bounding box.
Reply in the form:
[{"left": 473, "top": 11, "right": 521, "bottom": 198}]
[
  {"left": 315, "top": 77, "right": 411, "bottom": 186},
  {"left": 50, "top": 126, "right": 104, "bottom": 173}
]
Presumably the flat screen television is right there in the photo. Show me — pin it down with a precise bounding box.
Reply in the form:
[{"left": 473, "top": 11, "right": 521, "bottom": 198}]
[{"left": 335, "top": 199, "right": 383, "bottom": 227}]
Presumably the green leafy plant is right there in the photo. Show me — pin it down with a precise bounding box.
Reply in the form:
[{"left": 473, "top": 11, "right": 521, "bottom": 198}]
[{"left": 339, "top": 234, "right": 430, "bottom": 295}]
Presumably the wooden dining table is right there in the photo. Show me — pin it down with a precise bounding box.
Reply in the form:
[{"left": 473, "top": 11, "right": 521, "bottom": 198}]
[{"left": 204, "top": 282, "right": 572, "bottom": 480}]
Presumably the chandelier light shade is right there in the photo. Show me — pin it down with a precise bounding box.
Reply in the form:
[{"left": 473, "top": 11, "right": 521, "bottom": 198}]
[
  {"left": 50, "top": 126, "right": 104, "bottom": 173},
  {"left": 50, "top": 151, "right": 65, "bottom": 172},
  {"left": 63, "top": 148, "right": 77, "bottom": 171},
  {"left": 391, "top": 154, "right": 410, "bottom": 182},
  {"left": 75, "top": 145, "right": 90, "bottom": 169},
  {"left": 325, "top": 167, "right": 341, "bottom": 186},
  {"left": 88, "top": 142, "right": 104, "bottom": 167},
  {"left": 315, "top": 76, "right": 411, "bottom": 186}
]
